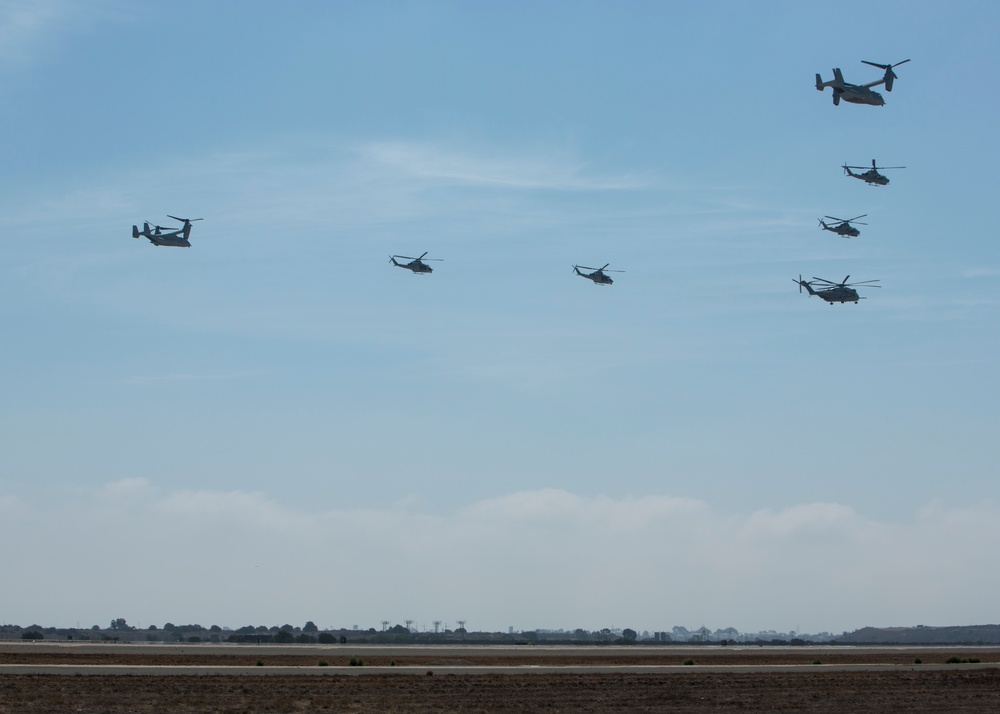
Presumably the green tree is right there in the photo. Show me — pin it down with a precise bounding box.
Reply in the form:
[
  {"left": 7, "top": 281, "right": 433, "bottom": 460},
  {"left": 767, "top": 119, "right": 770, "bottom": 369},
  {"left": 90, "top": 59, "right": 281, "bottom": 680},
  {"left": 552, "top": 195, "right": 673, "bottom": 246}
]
[{"left": 303, "top": 621, "right": 318, "bottom": 633}]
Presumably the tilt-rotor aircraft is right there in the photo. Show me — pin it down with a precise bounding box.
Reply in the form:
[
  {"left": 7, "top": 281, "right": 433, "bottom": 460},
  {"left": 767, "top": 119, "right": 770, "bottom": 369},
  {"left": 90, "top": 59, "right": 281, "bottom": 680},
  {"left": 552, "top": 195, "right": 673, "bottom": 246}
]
[
  {"left": 132, "top": 216, "right": 203, "bottom": 247},
  {"left": 816, "top": 59, "right": 910, "bottom": 106},
  {"left": 795, "top": 275, "right": 880, "bottom": 304},
  {"left": 390, "top": 252, "right": 442, "bottom": 274},
  {"left": 573, "top": 264, "right": 623, "bottom": 286}
]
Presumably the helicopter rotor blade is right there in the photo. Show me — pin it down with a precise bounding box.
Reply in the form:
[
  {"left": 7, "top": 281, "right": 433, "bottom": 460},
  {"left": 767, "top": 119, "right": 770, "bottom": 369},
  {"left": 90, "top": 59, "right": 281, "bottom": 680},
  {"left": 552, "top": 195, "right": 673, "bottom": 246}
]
[
  {"left": 166, "top": 215, "right": 204, "bottom": 223},
  {"left": 846, "top": 214, "right": 868, "bottom": 223},
  {"left": 862, "top": 59, "right": 909, "bottom": 71}
]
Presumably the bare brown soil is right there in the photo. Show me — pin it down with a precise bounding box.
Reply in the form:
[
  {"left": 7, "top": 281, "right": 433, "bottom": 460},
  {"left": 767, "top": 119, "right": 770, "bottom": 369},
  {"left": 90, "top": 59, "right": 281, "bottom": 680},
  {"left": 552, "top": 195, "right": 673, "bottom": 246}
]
[
  {"left": 2, "top": 670, "right": 1000, "bottom": 713},
  {"left": 2, "top": 647, "right": 1000, "bottom": 712}
]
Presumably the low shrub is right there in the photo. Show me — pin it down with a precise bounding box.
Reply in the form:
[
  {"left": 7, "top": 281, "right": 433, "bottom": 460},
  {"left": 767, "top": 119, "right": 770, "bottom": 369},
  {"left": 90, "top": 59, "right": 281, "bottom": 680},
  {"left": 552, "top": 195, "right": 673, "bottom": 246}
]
[
  {"left": 349, "top": 657, "right": 363, "bottom": 666},
  {"left": 682, "top": 658, "right": 695, "bottom": 666}
]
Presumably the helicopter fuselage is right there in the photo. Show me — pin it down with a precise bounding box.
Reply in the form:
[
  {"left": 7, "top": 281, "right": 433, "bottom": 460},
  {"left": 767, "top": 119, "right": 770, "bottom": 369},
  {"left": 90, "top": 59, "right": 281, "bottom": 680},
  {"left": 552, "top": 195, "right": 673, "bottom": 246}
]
[
  {"left": 133, "top": 221, "right": 195, "bottom": 247},
  {"left": 816, "top": 287, "right": 860, "bottom": 303},
  {"left": 836, "top": 86, "right": 885, "bottom": 106},
  {"left": 797, "top": 279, "right": 862, "bottom": 304},
  {"left": 820, "top": 222, "right": 861, "bottom": 238},
  {"left": 146, "top": 235, "right": 191, "bottom": 247},
  {"left": 395, "top": 259, "right": 432, "bottom": 273},
  {"left": 847, "top": 169, "right": 889, "bottom": 186},
  {"left": 574, "top": 267, "right": 613, "bottom": 285}
]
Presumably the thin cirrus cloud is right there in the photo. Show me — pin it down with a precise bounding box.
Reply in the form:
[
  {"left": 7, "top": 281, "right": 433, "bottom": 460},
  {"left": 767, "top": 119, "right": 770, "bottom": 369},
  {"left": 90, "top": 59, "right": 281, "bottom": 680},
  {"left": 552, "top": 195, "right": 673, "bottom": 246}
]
[
  {"left": 356, "top": 141, "right": 649, "bottom": 191},
  {"left": 0, "top": 140, "right": 651, "bottom": 237},
  {"left": 123, "top": 370, "right": 266, "bottom": 386},
  {"left": 0, "top": 0, "right": 121, "bottom": 67}
]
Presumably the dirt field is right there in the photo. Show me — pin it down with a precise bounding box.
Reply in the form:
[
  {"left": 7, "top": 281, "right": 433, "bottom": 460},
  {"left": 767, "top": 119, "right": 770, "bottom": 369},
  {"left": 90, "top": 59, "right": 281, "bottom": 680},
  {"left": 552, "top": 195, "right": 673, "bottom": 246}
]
[{"left": 2, "top": 644, "right": 999, "bottom": 712}]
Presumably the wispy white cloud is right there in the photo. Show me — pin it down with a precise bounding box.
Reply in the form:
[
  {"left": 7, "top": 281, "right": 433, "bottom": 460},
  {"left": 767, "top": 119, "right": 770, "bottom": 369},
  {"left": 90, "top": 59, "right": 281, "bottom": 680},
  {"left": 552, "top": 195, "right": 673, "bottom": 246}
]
[
  {"left": 962, "top": 267, "right": 1000, "bottom": 278},
  {"left": 124, "top": 370, "right": 266, "bottom": 386},
  {"left": 0, "top": 0, "right": 124, "bottom": 67},
  {"left": 0, "top": 0, "right": 65, "bottom": 65},
  {"left": 5, "top": 483, "right": 1000, "bottom": 633},
  {"left": 357, "top": 141, "right": 648, "bottom": 191}
]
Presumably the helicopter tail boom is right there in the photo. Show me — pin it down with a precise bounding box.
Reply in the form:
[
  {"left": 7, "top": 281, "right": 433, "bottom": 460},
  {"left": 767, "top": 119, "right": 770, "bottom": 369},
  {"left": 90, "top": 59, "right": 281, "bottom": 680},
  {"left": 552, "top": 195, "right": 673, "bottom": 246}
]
[{"left": 795, "top": 277, "right": 816, "bottom": 297}]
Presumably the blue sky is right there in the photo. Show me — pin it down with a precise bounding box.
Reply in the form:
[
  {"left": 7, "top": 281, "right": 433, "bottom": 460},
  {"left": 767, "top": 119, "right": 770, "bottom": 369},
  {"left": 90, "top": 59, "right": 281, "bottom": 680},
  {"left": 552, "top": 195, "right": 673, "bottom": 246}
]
[{"left": 1, "top": 0, "right": 999, "bottom": 634}]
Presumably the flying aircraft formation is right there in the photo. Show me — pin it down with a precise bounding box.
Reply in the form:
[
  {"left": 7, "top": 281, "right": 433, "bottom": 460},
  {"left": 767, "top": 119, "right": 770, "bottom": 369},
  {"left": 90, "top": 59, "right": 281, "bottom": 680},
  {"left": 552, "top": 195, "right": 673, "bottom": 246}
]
[
  {"left": 801, "top": 58, "right": 912, "bottom": 304},
  {"left": 129, "top": 57, "right": 909, "bottom": 304}
]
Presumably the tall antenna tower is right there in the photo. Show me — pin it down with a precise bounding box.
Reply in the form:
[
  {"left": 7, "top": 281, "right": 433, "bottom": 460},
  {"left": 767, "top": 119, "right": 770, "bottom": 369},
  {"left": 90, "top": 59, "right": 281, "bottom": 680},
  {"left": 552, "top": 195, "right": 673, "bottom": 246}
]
[
  {"left": 456, "top": 620, "right": 466, "bottom": 631},
  {"left": 404, "top": 620, "right": 414, "bottom": 632},
  {"left": 381, "top": 620, "right": 390, "bottom": 632},
  {"left": 433, "top": 620, "right": 441, "bottom": 634}
]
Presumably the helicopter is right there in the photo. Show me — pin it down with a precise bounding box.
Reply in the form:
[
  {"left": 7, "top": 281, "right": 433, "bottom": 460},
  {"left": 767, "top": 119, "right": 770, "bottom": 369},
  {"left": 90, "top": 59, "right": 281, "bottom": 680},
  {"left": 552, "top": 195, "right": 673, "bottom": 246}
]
[
  {"left": 132, "top": 215, "right": 203, "bottom": 247},
  {"left": 819, "top": 214, "right": 867, "bottom": 238},
  {"left": 842, "top": 160, "right": 905, "bottom": 186},
  {"left": 573, "top": 264, "right": 623, "bottom": 286},
  {"left": 795, "top": 275, "right": 880, "bottom": 304},
  {"left": 390, "top": 252, "right": 442, "bottom": 274},
  {"left": 815, "top": 59, "right": 910, "bottom": 106}
]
